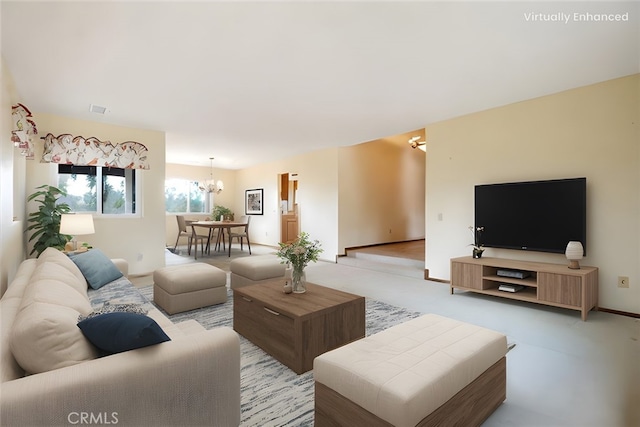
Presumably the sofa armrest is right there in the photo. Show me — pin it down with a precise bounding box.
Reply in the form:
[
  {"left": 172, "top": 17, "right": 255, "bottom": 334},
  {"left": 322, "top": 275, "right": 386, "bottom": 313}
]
[
  {"left": 111, "top": 258, "right": 128, "bottom": 278},
  {"left": 1, "top": 327, "right": 240, "bottom": 427}
]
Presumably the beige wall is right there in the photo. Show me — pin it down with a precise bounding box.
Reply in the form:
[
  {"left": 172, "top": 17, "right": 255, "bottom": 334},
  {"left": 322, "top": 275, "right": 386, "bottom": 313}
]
[
  {"left": 426, "top": 74, "right": 639, "bottom": 314},
  {"left": 25, "top": 114, "right": 167, "bottom": 276},
  {"left": 233, "top": 140, "right": 425, "bottom": 262},
  {"left": 0, "top": 61, "right": 27, "bottom": 295},
  {"left": 235, "top": 148, "right": 340, "bottom": 261},
  {"left": 338, "top": 136, "right": 425, "bottom": 251}
]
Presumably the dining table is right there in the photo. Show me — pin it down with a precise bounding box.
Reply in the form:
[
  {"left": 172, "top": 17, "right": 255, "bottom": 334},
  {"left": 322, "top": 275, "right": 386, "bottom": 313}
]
[{"left": 190, "top": 220, "right": 248, "bottom": 257}]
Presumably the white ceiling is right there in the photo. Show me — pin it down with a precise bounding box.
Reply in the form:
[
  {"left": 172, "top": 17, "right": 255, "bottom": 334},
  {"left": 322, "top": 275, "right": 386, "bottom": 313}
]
[{"left": 2, "top": 1, "right": 638, "bottom": 169}]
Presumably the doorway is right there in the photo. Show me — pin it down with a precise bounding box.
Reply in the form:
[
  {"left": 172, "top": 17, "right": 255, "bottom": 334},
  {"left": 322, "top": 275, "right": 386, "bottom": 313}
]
[{"left": 279, "top": 172, "right": 299, "bottom": 244}]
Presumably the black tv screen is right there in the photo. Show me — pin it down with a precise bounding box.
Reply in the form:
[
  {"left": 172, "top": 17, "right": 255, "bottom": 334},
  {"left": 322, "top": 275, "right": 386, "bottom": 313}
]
[{"left": 474, "top": 178, "right": 586, "bottom": 255}]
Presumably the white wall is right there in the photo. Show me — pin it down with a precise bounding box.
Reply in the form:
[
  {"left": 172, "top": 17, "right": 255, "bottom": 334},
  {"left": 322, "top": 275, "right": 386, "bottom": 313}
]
[
  {"left": 26, "top": 114, "right": 167, "bottom": 276},
  {"left": 426, "top": 74, "right": 639, "bottom": 314}
]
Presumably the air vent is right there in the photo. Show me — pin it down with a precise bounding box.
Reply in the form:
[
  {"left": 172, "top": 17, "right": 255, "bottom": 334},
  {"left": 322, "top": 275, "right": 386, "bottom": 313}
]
[{"left": 89, "top": 104, "right": 107, "bottom": 114}]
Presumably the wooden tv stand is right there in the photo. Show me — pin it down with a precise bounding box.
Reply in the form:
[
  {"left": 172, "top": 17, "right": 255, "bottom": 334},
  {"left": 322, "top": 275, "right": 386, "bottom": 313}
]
[{"left": 450, "top": 257, "right": 598, "bottom": 321}]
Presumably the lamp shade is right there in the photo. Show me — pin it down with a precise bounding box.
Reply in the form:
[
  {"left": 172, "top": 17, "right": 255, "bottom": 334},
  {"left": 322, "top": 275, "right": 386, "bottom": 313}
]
[
  {"left": 565, "top": 241, "right": 584, "bottom": 269},
  {"left": 199, "top": 157, "right": 224, "bottom": 194},
  {"left": 60, "top": 214, "right": 95, "bottom": 236}
]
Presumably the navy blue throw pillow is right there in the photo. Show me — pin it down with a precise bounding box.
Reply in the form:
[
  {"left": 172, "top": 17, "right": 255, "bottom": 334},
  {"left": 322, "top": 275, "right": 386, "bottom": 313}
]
[{"left": 77, "top": 312, "right": 170, "bottom": 355}]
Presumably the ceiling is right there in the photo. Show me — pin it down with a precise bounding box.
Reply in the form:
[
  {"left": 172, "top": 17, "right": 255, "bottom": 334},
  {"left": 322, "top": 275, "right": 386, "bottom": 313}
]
[{"left": 2, "top": 1, "right": 638, "bottom": 169}]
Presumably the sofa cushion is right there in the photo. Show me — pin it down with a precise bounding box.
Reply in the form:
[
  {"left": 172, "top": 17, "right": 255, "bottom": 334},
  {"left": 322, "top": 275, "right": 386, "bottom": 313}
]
[
  {"left": 230, "top": 254, "right": 286, "bottom": 281},
  {"left": 25, "top": 268, "right": 90, "bottom": 308},
  {"left": 69, "top": 249, "right": 124, "bottom": 290},
  {"left": 9, "top": 258, "right": 98, "bottom": 375},
  {"left": 0, "top": 260, "right": 37, "bottom": 382},
  {"left": 36, "top": 247, "right": 87, "bottom": 295},
  {"left": 10, "top": 301, "right": 100, "bottom": 374},
  {"left": 77, "top": 312, "right": 171, "bottom": 355}
]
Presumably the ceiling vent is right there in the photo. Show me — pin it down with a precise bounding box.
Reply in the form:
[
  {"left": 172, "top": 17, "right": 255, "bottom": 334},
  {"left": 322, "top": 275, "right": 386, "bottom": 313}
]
[{"left": 89, "top": 104, "right": 107, "bottom": 114}]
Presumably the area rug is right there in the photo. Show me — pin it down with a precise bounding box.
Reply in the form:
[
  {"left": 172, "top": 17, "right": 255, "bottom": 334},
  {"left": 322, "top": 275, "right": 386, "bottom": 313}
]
[{"left": 138, "top": 285, "right": 421, "bottom": 426}]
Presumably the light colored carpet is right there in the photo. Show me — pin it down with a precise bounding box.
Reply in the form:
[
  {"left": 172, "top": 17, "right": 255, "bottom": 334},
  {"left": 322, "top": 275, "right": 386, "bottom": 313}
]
[{"left": 137, "top": 285, "right": 421, "bottom": 426}]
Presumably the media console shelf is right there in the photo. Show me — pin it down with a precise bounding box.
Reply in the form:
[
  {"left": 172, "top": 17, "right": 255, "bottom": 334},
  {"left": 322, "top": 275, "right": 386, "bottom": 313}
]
[{"left": 450, "top": 257, "right": 598, "bottom": 321}]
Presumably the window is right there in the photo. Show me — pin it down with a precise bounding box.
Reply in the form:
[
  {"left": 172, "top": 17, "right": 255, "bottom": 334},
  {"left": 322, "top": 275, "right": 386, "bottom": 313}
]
[
  {"left": 58, "top": 165, "right": 136, "bottom": 215},
  {"left": 165, "top": 179, "right": 206, "bottom": 213}
]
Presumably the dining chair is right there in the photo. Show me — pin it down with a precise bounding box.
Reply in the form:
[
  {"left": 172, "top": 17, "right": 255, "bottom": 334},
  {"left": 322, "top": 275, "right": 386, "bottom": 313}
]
[
  {"left": 173, "top": 215, "right": 191, "bottom": 252},
  {"left": 229, "top": 216, "right": 251, "bottom": 254},
  {"left": 207, "top": 226, "right": 225, "bottom": 253},
  {"left": 175, "top": 215, "right": 207, "bottom": 258}
]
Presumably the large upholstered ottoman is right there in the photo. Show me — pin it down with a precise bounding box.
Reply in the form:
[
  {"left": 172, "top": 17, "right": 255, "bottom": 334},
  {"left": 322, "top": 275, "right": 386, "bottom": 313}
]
[
  {"left": 229, "top": 254, "right": 286, "bottom": 289},
  {"left": 153, "top": 263, "right": 227, "bottom": 314},
  {"left": 314, "top": 313, "right": 508, "bottom": 427}
]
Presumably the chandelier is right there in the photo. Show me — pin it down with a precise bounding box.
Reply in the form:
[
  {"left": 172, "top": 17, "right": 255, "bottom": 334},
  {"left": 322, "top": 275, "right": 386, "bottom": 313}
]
[
  {"left": 198, "top": 157, "right": 224, "bottom": 194},
  {"left": 408, "top": 136, "right": 426, "bottom": 152}
]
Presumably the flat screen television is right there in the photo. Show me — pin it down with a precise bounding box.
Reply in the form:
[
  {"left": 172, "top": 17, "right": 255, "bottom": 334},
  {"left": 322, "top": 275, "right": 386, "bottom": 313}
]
[{"left": 474, "top": 177, "right": 586, "bottom": 255}]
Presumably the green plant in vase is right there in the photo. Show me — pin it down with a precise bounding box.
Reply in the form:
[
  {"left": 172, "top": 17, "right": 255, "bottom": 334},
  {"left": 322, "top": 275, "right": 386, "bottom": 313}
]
[
  {"left": 212, "top": 205, "right": 234, "bottom": 221},
  {"left": 26, "top": 185, "right": 72, "bottom": 257},
  {"left": 276, "top": 232, "right": 323, "bottom": 293},
  {"left": 469, "top": 225, "right": 485, "bottom": 258}
]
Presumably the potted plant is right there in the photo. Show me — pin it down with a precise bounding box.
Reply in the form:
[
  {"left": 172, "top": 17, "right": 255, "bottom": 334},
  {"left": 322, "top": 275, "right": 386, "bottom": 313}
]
[
  {"left": 26, "top": 184, "right": 72, "bottom": 257},
  {"left": 469, "top": 225, "right": 485, "bottom": 258},
  {"left": 212, "top": 204, "right": 234, "bottom": 221}
]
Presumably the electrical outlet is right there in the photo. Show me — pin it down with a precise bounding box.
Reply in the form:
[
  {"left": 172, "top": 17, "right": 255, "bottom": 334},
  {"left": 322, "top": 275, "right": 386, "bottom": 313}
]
[{"left": 618, "top": 276, "right": 629, "bottom": 288}]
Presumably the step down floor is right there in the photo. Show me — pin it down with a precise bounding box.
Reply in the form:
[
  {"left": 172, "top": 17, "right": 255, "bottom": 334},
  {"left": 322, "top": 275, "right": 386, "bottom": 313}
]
[{"left": 337, "top": 251, "right": 425, "bottom": 279}]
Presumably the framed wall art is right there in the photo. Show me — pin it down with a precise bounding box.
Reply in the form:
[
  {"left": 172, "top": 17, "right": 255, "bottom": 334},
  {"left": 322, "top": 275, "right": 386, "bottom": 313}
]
[{"left": 245, "top": 188, "right": 264, "bottom": 215}]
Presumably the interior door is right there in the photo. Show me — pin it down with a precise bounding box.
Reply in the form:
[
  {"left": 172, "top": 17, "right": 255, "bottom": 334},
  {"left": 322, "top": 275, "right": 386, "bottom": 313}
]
[{"left": 279, "top": 173, "right": 299, "bottom": 243}]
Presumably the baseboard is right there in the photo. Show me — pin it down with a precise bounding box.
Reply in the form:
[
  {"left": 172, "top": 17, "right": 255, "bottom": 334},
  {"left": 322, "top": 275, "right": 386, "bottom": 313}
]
[
  {"left": 597, "top": 307, "right": 640, "bottom": 319},
  {"left": 424, "top": 271, "right": 449, "bottom": 284},
  {"left": 344, "top": 239, "right": 424, "bottom": 253}
]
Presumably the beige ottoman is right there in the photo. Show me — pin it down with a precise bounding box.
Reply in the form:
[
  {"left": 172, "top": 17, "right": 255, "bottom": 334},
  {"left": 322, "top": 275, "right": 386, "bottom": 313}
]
[
  {"left": 229, "top": 254, "right": 286, "bottom": 289},
  {"left": 314, "top": 314, "right": 508, "bottom": 427},
  {"left": 153, "top": 263, "right": 227, "bottom": 314}
]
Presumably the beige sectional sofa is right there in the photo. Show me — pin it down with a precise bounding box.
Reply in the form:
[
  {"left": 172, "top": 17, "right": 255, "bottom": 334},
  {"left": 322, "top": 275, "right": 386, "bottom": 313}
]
[{"left": 1, "top": 248, "right": 241, "bottom": 427}]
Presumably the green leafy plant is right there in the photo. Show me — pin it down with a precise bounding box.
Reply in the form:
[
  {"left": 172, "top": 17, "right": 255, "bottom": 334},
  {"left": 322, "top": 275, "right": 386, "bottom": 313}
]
[
  {"left": 212, "top": 204, "right": 234, "bottom": 221},
  {"left": 26, "top": 185, "right": 72, "bottom": 256}
]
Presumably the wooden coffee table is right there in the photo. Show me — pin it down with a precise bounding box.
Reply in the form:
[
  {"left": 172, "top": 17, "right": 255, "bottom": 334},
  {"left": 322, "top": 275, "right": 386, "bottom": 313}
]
[{"left": 233, "top": 278, "right": 365, "bottom": 374}]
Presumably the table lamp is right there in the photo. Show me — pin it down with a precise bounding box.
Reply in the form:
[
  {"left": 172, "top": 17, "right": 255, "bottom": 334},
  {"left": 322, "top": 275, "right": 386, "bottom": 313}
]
[
  {"left": 60, "top": 214, "right": 95, "bottom": 251},
  {"left": 565, "top": 241, "right": 584, "bottom": 269}
]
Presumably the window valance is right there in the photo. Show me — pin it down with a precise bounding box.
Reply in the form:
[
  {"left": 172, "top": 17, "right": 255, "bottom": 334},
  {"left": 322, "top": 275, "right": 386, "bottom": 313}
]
[
  {"left": 11, "top": 103, "right": 37, "bottom": 158},
  {"left": 41, "top": 133, "right": 150, "bottom": 170}
]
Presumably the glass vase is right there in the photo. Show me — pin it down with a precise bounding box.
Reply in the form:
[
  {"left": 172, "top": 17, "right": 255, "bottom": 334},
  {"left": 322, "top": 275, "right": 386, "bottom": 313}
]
[{"left": 292, "top": 267, "right": 307, "bottom": 293}]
